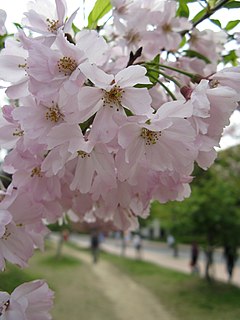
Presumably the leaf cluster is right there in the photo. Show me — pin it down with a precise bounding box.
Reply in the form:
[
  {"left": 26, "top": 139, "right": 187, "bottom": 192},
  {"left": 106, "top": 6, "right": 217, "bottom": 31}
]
[{"left": 150, "top": 145, "right": 240, "bottom": 246}]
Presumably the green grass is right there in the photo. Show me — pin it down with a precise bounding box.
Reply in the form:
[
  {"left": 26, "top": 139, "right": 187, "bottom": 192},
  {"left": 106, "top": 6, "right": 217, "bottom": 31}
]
[
  {"left": 103, "top": 253, "right": 240, "bottom": 320},
  {"left": 1, "top": 243, "right": 240, "bottom": 320},
  {"left": 0, "top": 245, "right": 119, "bottom": 320},
  {"left": 0, "top": 263, "right": 37, "bottom": 292}
]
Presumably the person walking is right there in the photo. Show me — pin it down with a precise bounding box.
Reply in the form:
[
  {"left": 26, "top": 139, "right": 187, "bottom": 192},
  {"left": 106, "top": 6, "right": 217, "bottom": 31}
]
[
  {"left": 190, "top": 241, "right": 199, "bottom": 274},
  {"left": 90, "top": 231, "right": 100, "bottom": 264},
  {"left": 224, "top": 244, "right": 238, "bottom": 282},
  {"left": 133, "top": 233, "right": 142, "bottom": 260}
]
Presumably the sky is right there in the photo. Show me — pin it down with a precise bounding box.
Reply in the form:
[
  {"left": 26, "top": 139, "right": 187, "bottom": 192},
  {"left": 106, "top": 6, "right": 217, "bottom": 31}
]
[{"left": 0, "top": 0, "right": 240, "bottom": 151}]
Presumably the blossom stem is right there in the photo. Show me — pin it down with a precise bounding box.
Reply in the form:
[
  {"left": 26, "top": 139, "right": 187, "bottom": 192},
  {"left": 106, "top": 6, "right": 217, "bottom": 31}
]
[
  {"left": 150, "top": 74, "right": 177, "bottom": 100},
  {"left": 145, "top": 62, "right": 196, "bottom": 78},
  {"left": 0, "top": 174, "right": 12, "bottom": 182},
  {"left": 192, "top": 0, "right": 232, "bottom": 29},
  {"left": 147, "top": 68, "right": 182, "bottom": 87}
]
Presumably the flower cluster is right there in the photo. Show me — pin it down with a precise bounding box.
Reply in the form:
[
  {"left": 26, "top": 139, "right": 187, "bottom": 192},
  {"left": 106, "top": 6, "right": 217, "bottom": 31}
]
[
  {"left": 0, "top": 0, "right": 239, "bottom": 316},
  {"left": 0, "top": 280, "right": 54, "bottom": 320}
]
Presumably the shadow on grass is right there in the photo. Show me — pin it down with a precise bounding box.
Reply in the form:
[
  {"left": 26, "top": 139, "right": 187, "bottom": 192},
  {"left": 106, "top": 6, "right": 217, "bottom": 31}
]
[
  {"left": 40, "top": 254, "right": 80, "bottom": 267},
  {"left": 102, "top": 252, "right": 240, "bottom": 320},
  {"left": 0, "top": 263, "right": 37, "bottom": 293}
]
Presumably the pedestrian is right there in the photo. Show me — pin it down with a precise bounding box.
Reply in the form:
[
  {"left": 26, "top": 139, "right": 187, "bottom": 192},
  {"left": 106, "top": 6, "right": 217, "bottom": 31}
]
[
  {"left": 190, "top": 241, "right": 199, "bottom": 274},
  {"left": 224, "top": 244, "right": 238, "bottom": 282},
  {"left": 133, "top": 233, "right": 142, "bottom": 259},
  {"left": 121, "top": 231, "right": 130, "bottom": 256},
  {"left": 167, "top": 234, "right": 175, "bottom": 248},
  {"left": 90, "top": 231, "right": 100, "bottom": 264},
  {"left": 56, "top": 229, "right": 69, "bottom": 258},
  {"left": 167, "top": 233, "right": 178, "bottom": 257}
]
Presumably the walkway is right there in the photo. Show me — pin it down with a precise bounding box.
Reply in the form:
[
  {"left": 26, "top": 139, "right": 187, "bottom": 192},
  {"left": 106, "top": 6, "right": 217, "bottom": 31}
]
[
  {"left": 70, "top": 234, "right": 240, "bottom": 287},
  {"left": 62, "top": 245, "right": 177, "bottom": 320}
]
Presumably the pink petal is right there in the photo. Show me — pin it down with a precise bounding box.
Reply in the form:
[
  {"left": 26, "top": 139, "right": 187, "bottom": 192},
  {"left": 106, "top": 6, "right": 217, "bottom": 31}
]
[
  {"left": 115, "top": 65, "right": 151, "bottom": 88},
  {"left": 121, "top": 87, "right": 152, "bottom": 115},
  {"left": 79, "top": 62, "right": 113, "bottom": 89}
]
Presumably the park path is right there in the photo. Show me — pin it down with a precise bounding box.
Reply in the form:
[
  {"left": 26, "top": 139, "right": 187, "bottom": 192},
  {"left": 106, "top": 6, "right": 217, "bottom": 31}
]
[
  {"left": 70, "top": 234, "right": 240, "bottom": 287},
  {"left": 62, "top": 245, "right": 177, "bottom": 320}
]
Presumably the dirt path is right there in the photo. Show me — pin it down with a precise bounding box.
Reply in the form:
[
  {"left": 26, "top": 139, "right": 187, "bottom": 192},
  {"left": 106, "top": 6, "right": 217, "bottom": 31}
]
[{"left": 63, "top": 246, "right": 177, "bottom": 320}]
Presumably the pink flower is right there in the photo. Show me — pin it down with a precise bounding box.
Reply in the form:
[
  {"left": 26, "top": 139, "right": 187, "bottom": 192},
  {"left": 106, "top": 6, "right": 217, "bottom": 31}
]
[
  {"left": 0, "top": 280, "right": 54, "bottom": 320},
  {"left": 0, "top": 105, "right": 24, "bottom": 149},
  {"left": 210, "top": 66, "right": 240, "bottom": 92},
  {"left": 76, "top": 62, "right": 152, "bottom": 123},
  {"left": 0, "top": 210, "right": 12, "bottom": 240},
  {"left": 0, "top": 220, "right": 34, "bottom": 270},
  {"left": 27, "top": 31, "right": 86, "bottom": 100},
  {"left": 12, "top": 93, "right": 81, "bottom": 146},
  {"left": 22, "top": 0, "right": 78, "bottom": 37},
  {"left": 0, "top": 9, "right": 6, "bottom": 35},
  {"left": 118, "top": 100, "right": 196, "bottom": 176},
  {"left": 0, "top": 35, "right": 29, "bottom": 99},
  {"left": 190, "top": 29, "right": 226, "bottom": 66},
  {"left": 151, "top": 171, "right": 193, "bottom": 203},
  {"left": 68, "top": 143, "right": 116, "bottom": 194},
  {"left": 75, "top": 30, "right": 109, "bottom": 66},
  {"left": 146, "top": 1, "right": 192, "bottom": 51}
]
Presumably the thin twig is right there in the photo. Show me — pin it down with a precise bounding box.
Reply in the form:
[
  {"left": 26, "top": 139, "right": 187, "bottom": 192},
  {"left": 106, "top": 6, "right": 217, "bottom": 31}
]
[
  {"left": 150, "top": 75, "right": 177, "bottom": 101},
  {"left": 192, "top": 0, "right": 231, "bottom": 29}
]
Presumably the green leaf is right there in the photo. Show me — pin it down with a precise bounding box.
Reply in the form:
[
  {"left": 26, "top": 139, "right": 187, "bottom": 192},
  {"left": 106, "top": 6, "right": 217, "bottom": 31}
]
[
  {"left": 208, "top": 0, "right": 218, "bottom": 8},
  {"left": 146, "top": 54, "right": 160, "bottom": 86},
  {"left": 72, "top": 23, "right": 80, "bottom": 35},
  {"left": 13, "top": 22, "right": 23, "bottom": 30},
  {"left": 87, "top": 0, "right": 112, "bottom": 29},
  {"left": 225, "top": 20, "right": 240, "bottom": 31},
  {"left": 210, "top": 19, "right": 221, "bottom": 28},
  {"left": 191, "top": 8, "right": 206, "bottom": 23},
  {"left": 183, "top": 50, "right": 211, "bottom": 64},
  {"left": 179, "top": 35, "right": 187, "bottom": 49},
  {"left": 135, "top": 55, "right": 160, "bottom": 89},
  {"left": 223, "top": 50, "right": 238, "bottom": 66},
  {"left": 224, "top": 1, "right": 240, "bottom": 9},
  {"left": 176, "top": 0, "right": 189, "bottom": 18}
]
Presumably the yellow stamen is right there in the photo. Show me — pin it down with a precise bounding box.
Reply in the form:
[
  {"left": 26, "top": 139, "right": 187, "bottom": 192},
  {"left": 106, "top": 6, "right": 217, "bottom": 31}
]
[
  {"left": 45, "top": 104, "right": 64, "bottom": 123},
  {"left": 103, "top": 85, "right": 124, "bottom": 108},
  {"left": 140, "top": 128, "right": 161, "bottom": 145},
  {"left": 46, "top": 18, "right": 60, "bottom": 32},
  {"left": 77, "top": 151, "right": 90, "bottom": 158},
  {"left": 57, "top": 56, "right": 77, "bottom": 76},
  {"left": 31, "top": 166, "right": 43, "bottom": 178}
]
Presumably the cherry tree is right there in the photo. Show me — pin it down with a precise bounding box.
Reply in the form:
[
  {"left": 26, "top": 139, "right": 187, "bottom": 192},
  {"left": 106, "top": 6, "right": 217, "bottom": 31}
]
[{"left": 0, "top": 0, "right": 240, "bottom": 318}]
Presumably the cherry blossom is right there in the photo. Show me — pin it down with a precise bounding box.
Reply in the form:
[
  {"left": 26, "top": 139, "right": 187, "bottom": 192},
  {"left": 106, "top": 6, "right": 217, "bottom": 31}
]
[
  {"left": 22, "top": 0, "right": 78, "bottom": 39},
  {"left": 0, "top": 0, "right": 239, "bottom": 314},
  {"left": 77, "top": 62, "right": 152, "bottom": 123},
  {"left": 0, "top": 10, "right": 6, "bottom": 36},
  {"left": 0, "top": 280, "right": 54, "bottom": 320}
]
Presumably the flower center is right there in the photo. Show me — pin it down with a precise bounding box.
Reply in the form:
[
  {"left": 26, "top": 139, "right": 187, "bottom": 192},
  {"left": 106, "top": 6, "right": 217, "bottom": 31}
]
[
  {"left": 124, "top": 30, "right": 140, "bottom": 44},
  {"left": 46, "top": 18, "right": 60, "bottom": 33},
  {"left": 2, "top": 226, "right": 11, "bottom": 240},
  {"left": 0, "top": 300, "right": 10, "bottom": 316},
  {"left": 13, "top": 127, "right": 24, "bottom": 136},
  {"left": 162, "top": 24, "right": 172, "bottom": 32},
  {"left": 103, "top": 85, "right": 124, "bottom": 108},
  {"left": 57, "top": 56, "right": 78, "bottom": 76},
  {"left": 209, "top": 79, "right": 219, "bottom": 88},
  {"left": 31, "top": 166, "right": 43, "bottom": 178},
  {"left": 140, "top": 128, "right": 161, "bottom": 145},
  {"left": 45, "top": 104, "right": 64, "bottom": 123},
  {"left": 77, "top": 151, "right": 90, "bottom": 158},
  {"left": 18, "top": 59, "right": 29, "bottom": 75}
]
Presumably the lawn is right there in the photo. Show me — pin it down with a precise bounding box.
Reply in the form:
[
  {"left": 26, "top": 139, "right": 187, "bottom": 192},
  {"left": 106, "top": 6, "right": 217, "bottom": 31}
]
[
  {"left": 1, "top": 243, "right": 240, "bottom": 320},
  {"left": 0, "top": 245, "right": 118, "bottom": 320},
  {"left": 103, "top": 253, "right": 240, "bottom": 320}
]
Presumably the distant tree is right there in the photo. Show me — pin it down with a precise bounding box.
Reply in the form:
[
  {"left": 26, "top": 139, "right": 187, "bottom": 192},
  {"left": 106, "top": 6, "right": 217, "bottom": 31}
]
[{"left": 150, "top": 145, "right": 240, "bottom": 280}]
